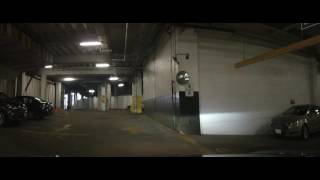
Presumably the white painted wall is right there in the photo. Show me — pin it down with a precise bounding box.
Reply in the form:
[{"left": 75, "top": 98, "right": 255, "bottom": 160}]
[
  {"left": 111, "top": 95, "right": 131, "bottom": 109},
  {"left": 93, "top": 97, "right": 98, "bottom": 109},
  {"left": 143, "top": 33, "right": 172, "bottom": 100},
  {"left": 176, "top": 28, "right": 200, "bottom": 92},
  {"left": 23, "top": 75, "right": 41, "bottom": 97},
  {"left": 197, "top": 29, "right": 315, "bottom": 135},
  {"left": 22, "top": 73, "right": 56, "bottom": 103},
  {"left": 0, "top": 79, "right": 8, "bottom": 94},
  {"left": 142, "top": 27, "right": 319, "bottom": 135}
]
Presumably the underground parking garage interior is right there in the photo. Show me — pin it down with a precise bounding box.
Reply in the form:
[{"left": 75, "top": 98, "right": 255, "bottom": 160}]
[{"left": 1, "top": 23, "right": 320, "bottom": 157}]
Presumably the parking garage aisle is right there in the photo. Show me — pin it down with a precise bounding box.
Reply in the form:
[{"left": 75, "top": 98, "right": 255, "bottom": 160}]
[{"left": 0, "top": 110, "right": 211, "bottom": 156}]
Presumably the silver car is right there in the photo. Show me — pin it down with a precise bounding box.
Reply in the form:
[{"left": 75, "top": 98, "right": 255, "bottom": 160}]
[{"left": 271, "top": 105, "right": 320, "bottom": 140}]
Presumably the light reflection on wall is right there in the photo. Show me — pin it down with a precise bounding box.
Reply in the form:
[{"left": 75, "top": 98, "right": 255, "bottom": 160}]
[{"left": 200, "top": 111, "right": 279, "bottom": 135}]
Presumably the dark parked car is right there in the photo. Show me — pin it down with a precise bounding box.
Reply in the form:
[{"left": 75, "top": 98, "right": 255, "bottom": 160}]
[
  {"left": 271, "top": 105, "right": 320, "bottom": 140},
  {"left": 14, "top": 96, "right": 53, "bottom": 120},
  {"left": 0, "top": 93, "right": 28, "bottom": 126}
]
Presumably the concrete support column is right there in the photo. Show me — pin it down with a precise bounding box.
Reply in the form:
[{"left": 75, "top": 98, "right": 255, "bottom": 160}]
[
  {"left": 15, "top": 76, "right": 18, "bottom": 97},
  {"left": 97, "top": 85, "right": 101, "bottom": 111},
  {"left": 131, "top": 74, "right": 143, "bottom": 113},
  {"left": 68, "top": 93, "right": 72, "bottom": 110},
  {"left": 100, "top": 84, "right": 106, "bottom": 111},
  {"left": 21, "top": 72, "right": 28, "bottom": 96},
  {"left": 40, "top": 72, "right": 47, "bottom": 100},
  {"left": 88, "top": 97, "right": 93, "bottom": 109},
  {"left": 74, "top": 92, "right": 78, "bottom": 108},
  {"left": 106, "top": 83, "right": 111, "bottom": 110},
  {"left": 311, "top": 59, "right": 320, "bottom": 105},
  {"left": 74, "top": 93, "right": 76, "bottom": 107},
  {"left": 55, "top": 82, "right": 62, "bottom": 109}
]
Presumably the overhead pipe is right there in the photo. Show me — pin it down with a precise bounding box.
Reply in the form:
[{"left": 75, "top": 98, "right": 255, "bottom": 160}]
[{"left": 123, "top": 23, "right": 129, "bottom": 62}]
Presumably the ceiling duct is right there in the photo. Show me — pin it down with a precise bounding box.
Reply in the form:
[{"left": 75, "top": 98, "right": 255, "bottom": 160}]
[
  {"left": 100, "top": 48, "right": 112, "bottom": 53},
  {"left": 123, "top": 23, "right": 128, "bottom": 62}
]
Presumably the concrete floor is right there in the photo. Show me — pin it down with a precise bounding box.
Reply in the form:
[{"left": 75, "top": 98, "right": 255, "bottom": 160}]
[{"left": 1, "top": 110, "right": 320, "bottom": 156}]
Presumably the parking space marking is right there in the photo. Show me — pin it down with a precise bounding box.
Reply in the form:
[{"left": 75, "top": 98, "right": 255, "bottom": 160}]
[
  {"left": 123, "top": 127, "right": 143, "bottom": 135},
  {"left": 177, "top": 135, "right": 213, "bottom": 154},
  {"left": 55, "top": 124, "right": 72, "bottom": 132}
]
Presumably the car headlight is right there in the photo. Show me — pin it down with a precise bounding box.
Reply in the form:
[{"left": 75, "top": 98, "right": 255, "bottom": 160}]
[{"left": 288, "top": 120, "right": 304, "bottom": 129}]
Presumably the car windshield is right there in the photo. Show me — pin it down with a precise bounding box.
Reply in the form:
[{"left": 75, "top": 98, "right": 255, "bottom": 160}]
[{"left": 283, "top": 106, "right": 309, "bottom": 116}]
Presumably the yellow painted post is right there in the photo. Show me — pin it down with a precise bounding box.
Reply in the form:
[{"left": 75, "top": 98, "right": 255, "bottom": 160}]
[{"left": 136, "top": 96, "right": 142, "bottom": 114}]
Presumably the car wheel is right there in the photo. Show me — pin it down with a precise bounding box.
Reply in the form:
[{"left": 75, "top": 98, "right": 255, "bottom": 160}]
[
  {"left": 301, "top": 125, "right": 310, "bottom": 140},
  {"left": 0, "top": 112, "right": 5, "bottom": 127},
  {"left": 27, "top": 111, "right": 34, "bottom": 120}
]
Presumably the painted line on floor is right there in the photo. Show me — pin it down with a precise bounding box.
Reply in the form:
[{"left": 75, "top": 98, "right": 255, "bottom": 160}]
[
  {"left": 55, "top": 124, "right": 72, "bottom": 132},
  {"left": 175, "top": 134, "right": 213, "bottom": 155},
  {"left": 21, "top": 130, "right": 88, "bottom": 137},
  {"left": 123, "top": 127, "right": 143, "bottom": 135},
  {"left": 142, "top": 114, "right": 214, "bottom": 154}
]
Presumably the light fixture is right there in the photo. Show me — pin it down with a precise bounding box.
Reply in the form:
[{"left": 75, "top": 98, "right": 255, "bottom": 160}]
[
  {"left": 79, "top": 41, "right": 102, "bottom": 47},
  {"left": 95, "top": 63, "right": 110, "bottom": 68},
  {"left": 109, "top": 76, "right": 119, "bottom": 81},
  {"left": 118, "top": 83, "right": 124, "bottom": 87},
  {"left": 63, "top": 77, "right": 75, "bottom": 82},
  {"left": 88, "top": 89, "right": 95, "bottom": 93},
  {"left": 44, "top": 65, "right": 53, "bottom": 69}
]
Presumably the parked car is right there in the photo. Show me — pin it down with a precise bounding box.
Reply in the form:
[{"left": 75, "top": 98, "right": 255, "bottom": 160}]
[
  {"left": 0, "top": 93, "right": 28, "bottom": 126},
  {"left": 13, "top": 96, "right": 53, "bottom": 120},
  {"left": 271, "top": 105, "right": 320, "bottom": 140}
]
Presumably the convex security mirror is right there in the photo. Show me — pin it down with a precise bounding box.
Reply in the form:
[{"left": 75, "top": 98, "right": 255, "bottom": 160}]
[{"left": 176, "top": 71, "right": 191, "bottom": 85}]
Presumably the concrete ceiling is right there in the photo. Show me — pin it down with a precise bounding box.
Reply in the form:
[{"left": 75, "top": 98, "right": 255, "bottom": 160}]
[
  {"left": 0, "top": 23, "right": 164, "bottom": 86},
  {"left": 1, "top": 23, "right": 320, "bottom": 90},
  {"left": 12, "top": 23, "right": 163, "bottom": 68},
  {"left": 177, "top": 23, "right": 320, "bottom": 58}
]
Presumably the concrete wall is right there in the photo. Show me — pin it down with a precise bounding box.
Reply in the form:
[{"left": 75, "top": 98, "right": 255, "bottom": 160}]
[
  {"left": 22, "top": 74, "right": 41, "bottom": 97},
  {"left": 143, "top": 27, "right": 319, "bottom": 135},
  {"left": 197, "top": 29, "right": 315, "bottom": 135},
  {"left": 143, "top": 31, "right": 176, "bottom": 128},
  {"left": 22, "top": 73, "right": 56, "bottom": 103},
  {"left": 0, "top": 79, "right": 16, "bottom": 97},
  {"left": 88, "top": 97, "right": 99, "bottom": 110},
  {"left": 111, "top": 95, "right": 131, "bottom": 109},
  {"left": 46, "top": 83, "right": 55, "bottom": 103}
]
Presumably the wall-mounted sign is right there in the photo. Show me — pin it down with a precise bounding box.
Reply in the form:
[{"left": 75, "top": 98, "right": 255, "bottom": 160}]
[
  {"left": 185, "top": 84, "right": 194, "bottom": 97},
  {"left": 301, "top": 23, "right": 320, "bottom": 30}
]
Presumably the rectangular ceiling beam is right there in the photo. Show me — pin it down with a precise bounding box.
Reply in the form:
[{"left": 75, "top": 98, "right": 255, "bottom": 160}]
[
  {"left": 54, "top": 54, "right": 110, "bottom": 64},
  {"left": 234, "top": 34, "right": 320, "bottom": 68},
  {"left": 42, "top": 68, "right": 132, "bottom": 76}
]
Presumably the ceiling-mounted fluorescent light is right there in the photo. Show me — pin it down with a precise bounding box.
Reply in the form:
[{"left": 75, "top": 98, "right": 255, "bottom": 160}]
[
  {"left": 79, "top": 41, "right": 102, "bottom": 47},
  {"left": 118, "top": 83, "right": 124, "bottom": 87},
  {"left": 63, "top": 77, "right": 76, "bottom": 82},
  {"left": 95, "top": 63, "right": 110, "bottom": 68},
  {"left": 109, "top": 76, "right": 119, "bottom": 81},
  {"left": 44, "top": 65, "right": 53, "bottom": 69},
  {"left": 89, "top": 89, "right": 95, "bottom": 93}
]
